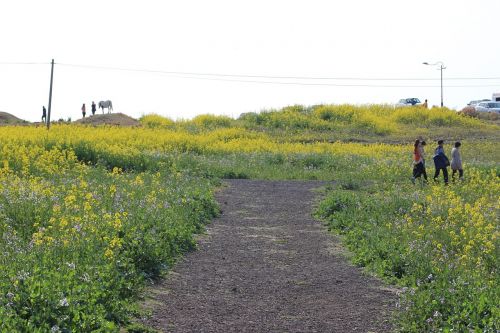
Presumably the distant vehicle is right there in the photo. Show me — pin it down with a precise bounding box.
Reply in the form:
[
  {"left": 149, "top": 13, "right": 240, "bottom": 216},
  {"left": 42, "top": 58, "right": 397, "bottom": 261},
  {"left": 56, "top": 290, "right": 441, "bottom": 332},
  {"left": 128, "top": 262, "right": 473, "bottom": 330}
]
[
  {"left": 396, "top": 98, "right": 422, "bottom": 107},
  {"left": 467, "top": 99, "right": 490, "bottom": 106},
  {"left": 492, "top": 92, "right": 500, "bottom": 102},
  {"left": 474, "top": 101, "right": 500, "bottom": 113}
]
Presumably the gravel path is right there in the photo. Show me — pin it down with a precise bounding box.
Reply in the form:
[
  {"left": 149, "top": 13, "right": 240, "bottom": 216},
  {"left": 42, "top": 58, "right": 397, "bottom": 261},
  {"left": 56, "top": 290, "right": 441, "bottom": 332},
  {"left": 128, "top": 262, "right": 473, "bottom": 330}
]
[{"left": 145, "top": 180, "right": 396, "bottom": 332}]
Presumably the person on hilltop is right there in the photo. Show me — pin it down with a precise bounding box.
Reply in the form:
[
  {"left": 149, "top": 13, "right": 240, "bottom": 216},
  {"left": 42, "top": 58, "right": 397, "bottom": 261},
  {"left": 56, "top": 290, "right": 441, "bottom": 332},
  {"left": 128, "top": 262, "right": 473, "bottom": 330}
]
[
  {"left": 433, "top": 139, "right": 449, "bottom": 184},
  {"left": 422, "top": 99, "right": 428, "bottom": 109},
  {"left": 451, "top": 141, "right": 463, "bottom": 181},
  {"left": 81, "top": 103, "right": 86, "bottom": 118},
  {"left": 91, "top": 101, "right": 96, "bottom": 116},
  {"left": 411, "top": 139, "right": 428, "bottom": 184},
  {"left": 42, "top": 106, "right": 47, "bottom": 123}
]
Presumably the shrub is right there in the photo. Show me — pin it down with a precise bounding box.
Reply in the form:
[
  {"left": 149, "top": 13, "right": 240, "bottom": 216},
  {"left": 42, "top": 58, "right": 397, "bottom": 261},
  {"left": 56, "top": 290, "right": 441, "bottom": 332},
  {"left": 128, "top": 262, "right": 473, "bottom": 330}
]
[
  {"left": 392, "top": 107, "right": 479, "bottom": 127},
  {"left": 140, "top": 114, "right": 175, "bottom": 129},
  {"left": 459, "top": 106, "right": 478, "bottom": 118},
  {"left": 478, "top": 111, "right": 500, "bottom": 121},
  {"left": 313, "top": 105, "right": 356, "bottom": 123},
  {"left": 192, "top": 114, "right": 234, "bottom": 129}
]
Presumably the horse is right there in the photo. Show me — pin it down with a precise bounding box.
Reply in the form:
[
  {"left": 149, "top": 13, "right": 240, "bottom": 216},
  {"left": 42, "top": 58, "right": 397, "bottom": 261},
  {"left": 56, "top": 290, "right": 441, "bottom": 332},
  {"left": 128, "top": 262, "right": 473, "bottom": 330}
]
[{"left": 98, "top": 100, "right": 113, "bottom": 114}]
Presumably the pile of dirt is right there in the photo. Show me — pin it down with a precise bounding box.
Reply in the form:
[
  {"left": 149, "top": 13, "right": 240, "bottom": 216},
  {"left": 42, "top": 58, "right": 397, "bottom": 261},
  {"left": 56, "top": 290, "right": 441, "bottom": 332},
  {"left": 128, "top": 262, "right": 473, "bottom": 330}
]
[
  {"left": 74, "top": 113, "right": 141, "bottom": 127},
  {"left": 0, "top": 112, "right": 27, "bottom": 125}
]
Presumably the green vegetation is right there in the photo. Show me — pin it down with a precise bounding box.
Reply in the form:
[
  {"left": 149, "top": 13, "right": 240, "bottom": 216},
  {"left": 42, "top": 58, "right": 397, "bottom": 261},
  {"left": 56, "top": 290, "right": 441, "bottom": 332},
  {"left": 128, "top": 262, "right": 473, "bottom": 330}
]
[
  {"left": 0, "top": 104, "right": 498, "bottom": 332},
  {"left": 0, "top": 146, "right": 218, "bottom": 332}
]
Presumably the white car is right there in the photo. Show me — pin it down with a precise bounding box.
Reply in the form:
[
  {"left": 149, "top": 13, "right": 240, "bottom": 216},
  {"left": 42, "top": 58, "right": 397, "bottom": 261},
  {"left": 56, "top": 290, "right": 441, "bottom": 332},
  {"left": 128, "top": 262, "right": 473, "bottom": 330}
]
[
  {"left": 474, "top": 101, "right": 500, "bottom": 113},
  {"left": 467, "top": 99, "right": 490, "bottom": 106},
  {"left": 396, "top": 98, "right": 422, "bottom": 107}
]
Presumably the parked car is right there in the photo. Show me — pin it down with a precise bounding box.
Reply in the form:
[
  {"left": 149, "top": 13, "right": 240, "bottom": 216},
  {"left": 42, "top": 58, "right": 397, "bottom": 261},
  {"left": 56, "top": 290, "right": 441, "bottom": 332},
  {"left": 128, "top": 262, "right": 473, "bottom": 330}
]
[
  {"left": 474, "top": 101, "right": 500, "bottom": 113},
  {"left": 396, "top": 98, "right": 422, "bottom": 107},
  {"left": 467, "top": 99, "right": 490, "bottom": 106}
]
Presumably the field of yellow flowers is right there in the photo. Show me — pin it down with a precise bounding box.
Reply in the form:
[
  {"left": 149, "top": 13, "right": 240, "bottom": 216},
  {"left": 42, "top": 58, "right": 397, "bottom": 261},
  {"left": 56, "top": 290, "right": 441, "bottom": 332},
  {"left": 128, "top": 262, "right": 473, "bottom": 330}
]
[
  {"left": 0, "top": 130, "right": 219, "bottom": 331},
  {"left": 316, "top": 158, "right": 499, "bottom": 331},
  {"left": 0, "top": 104, "right": 498, "bottom": 332}
]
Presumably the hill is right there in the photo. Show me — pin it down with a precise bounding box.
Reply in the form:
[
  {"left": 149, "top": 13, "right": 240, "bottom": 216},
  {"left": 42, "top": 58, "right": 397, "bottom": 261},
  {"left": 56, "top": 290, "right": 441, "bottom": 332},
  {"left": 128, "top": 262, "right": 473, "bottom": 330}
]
[
  {"left": 73, "top": 113, "right": 141, "bottom": 127},
  {"left": 0, "top": 111, "right": 27, "bottom": 125}
]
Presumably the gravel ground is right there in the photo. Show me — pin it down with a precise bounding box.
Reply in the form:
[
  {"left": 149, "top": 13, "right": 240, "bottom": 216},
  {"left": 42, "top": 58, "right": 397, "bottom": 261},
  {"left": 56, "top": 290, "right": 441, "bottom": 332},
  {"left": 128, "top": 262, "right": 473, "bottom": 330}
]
[{"left": 145, "top": 180, "right": 396, "bottom": 332}]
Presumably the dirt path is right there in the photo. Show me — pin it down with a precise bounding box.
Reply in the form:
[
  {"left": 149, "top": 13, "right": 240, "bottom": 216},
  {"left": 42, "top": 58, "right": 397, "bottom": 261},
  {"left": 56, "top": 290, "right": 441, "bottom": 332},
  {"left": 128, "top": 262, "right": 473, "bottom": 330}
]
[{"left": 145, "top": 180, "right": 396, "bottom": 332}]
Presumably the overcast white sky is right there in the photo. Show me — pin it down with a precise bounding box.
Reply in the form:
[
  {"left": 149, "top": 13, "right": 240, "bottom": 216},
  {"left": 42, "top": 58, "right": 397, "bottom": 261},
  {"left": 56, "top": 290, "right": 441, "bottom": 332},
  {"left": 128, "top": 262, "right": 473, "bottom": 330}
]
[{"left": 1, "top": 0, "right": 500, "bottom": 122}]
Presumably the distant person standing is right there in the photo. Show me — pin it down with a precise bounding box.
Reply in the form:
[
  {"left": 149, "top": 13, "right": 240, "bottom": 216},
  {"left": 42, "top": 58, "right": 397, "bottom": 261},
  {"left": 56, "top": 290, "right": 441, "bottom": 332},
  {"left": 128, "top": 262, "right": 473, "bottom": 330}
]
[
  {"left": 422, "top": 99, "right": 428, "bottom": 108},
  {"left": 433, "top": 139, "right": 449, "bottom": 184},
  {"left": 81, "top": 103, "right": 86, "bottom": 118},
  {"left": 42, "top": 106, "right": 47, "bottom": 122},
  {"left": 451, "top": 141, "right": 463, "bottom": 181},
  {"left": 91, "top": 101, "right": 96, "bottom": 116}
]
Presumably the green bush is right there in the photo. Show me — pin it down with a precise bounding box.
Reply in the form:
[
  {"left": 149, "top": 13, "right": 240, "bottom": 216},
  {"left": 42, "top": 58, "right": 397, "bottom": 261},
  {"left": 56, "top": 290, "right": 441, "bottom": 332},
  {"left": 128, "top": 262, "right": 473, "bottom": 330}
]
[
  {"left": 192, "top": 114, "right": 234, "bottom": 129},
  {"left": 139, "top": 114, "right": 175, "bottom": 129}
]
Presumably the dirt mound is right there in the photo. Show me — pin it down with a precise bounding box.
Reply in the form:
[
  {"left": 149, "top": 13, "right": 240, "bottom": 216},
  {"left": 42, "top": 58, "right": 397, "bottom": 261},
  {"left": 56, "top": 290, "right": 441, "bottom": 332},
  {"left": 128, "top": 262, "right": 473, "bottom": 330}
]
[
  {"left": 0, "top": 112, "right": 27, "bottom": 125},
  {"left": 74, "top": 113, "right": 141, "bottom": 127}
]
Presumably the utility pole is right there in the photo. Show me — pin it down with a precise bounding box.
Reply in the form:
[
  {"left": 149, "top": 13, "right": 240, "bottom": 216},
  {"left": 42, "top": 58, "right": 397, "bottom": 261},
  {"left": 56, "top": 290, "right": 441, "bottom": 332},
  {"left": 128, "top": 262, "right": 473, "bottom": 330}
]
[
  {"left": 440, "top": 64, "right": 444, "bottom": 107},
  {"left": 47, "top": 59, "right": 54, "bottom": 129},
  {"left": 423, "top": 61, "right": 446, "bottom": 108}
]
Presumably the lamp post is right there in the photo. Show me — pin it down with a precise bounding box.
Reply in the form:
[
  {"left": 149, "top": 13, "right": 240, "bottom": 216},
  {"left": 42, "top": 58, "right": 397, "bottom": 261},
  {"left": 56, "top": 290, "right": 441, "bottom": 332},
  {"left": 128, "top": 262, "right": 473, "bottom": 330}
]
[{"left": 423, "top": 61, "right": 446, "bottom": 107}]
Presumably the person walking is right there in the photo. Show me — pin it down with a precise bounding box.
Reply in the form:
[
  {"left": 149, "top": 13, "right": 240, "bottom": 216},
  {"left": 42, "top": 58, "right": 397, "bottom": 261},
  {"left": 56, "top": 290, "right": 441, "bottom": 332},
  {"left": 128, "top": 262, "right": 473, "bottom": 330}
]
[
  {"left": 420, "top": 141, "right": 428, "bottom": 180},
  {"left": 412, "top": 140, "right": 428, "bottom": 184},
  {"left": 419, "top": 140, "right": 428, "bottom": 181},
  {"left": 433, "top": 139, "right": 449, "bottom": 184},
  {"left": 81, "top": 103, "right": 86, "bottom": 118},
  {"left": 91, "top": 101, "right": 96, "bottom": 116},
  {"left": 42, "top": 106, "right": 47, "bottom": 123},
  {"left": 451, "top": 141, "right": 463, "bottom": 181}
]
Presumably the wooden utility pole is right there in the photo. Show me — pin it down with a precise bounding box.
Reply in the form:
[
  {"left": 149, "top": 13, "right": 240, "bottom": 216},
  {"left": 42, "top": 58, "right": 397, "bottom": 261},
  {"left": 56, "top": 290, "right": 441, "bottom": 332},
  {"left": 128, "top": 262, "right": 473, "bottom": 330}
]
[{"left": 47, "top": 59, "right": 54, "bottom": 129}]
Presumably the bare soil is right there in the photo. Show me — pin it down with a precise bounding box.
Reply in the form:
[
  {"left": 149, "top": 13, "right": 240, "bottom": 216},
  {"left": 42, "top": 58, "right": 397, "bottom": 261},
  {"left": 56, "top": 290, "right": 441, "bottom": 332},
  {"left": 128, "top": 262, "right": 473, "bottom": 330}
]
[
  {"left": 144, "top": 180, "right": 396, "bottom": 332},
  {"left": 73, "top": 113, "right": 141, "bottom": 126}
]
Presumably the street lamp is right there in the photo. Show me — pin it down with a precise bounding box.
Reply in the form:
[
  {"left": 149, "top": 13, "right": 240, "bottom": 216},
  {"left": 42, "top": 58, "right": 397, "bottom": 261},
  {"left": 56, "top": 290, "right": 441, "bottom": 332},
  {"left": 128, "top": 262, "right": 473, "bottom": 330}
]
[{"left": 423, "top": 61, "right": 446, "bottom": 107}]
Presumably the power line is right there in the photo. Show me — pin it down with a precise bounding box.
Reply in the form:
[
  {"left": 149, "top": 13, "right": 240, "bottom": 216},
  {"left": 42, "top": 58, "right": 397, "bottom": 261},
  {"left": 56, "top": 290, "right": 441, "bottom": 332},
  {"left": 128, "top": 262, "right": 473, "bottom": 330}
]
[
  {"left": 0, "top": 61, "right": 49, "bottom": 65},
  {"left": 103, "top": 72, "right": 500, "bottom": 88},
  {"left": 57, "top": 62, "right": 500, "bottom": 82},
  {"left": 61, "top": 68, "right": 498, "bottom": 88},
  {"left": 2, "top": 61, "right": 499, "bottom": 88}
]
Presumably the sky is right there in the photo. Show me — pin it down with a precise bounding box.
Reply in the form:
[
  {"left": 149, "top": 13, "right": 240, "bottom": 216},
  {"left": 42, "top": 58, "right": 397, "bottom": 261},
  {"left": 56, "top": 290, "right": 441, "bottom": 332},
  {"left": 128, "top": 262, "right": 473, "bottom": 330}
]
[{"left": 1, "top": 0, "right": 500, "bottom": 122}]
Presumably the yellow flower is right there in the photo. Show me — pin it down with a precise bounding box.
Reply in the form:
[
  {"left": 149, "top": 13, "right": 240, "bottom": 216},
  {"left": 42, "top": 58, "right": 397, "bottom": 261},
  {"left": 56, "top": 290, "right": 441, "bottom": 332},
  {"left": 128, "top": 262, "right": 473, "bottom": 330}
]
[
  {"left": 64, "top": 194, "right": 77, "bottom": 206},
  {"left": 59, "top": 217, "right": 68, "bottom": 228},
  {"left": 104, "top": 248, "right": 114, "bottom": 259}
]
